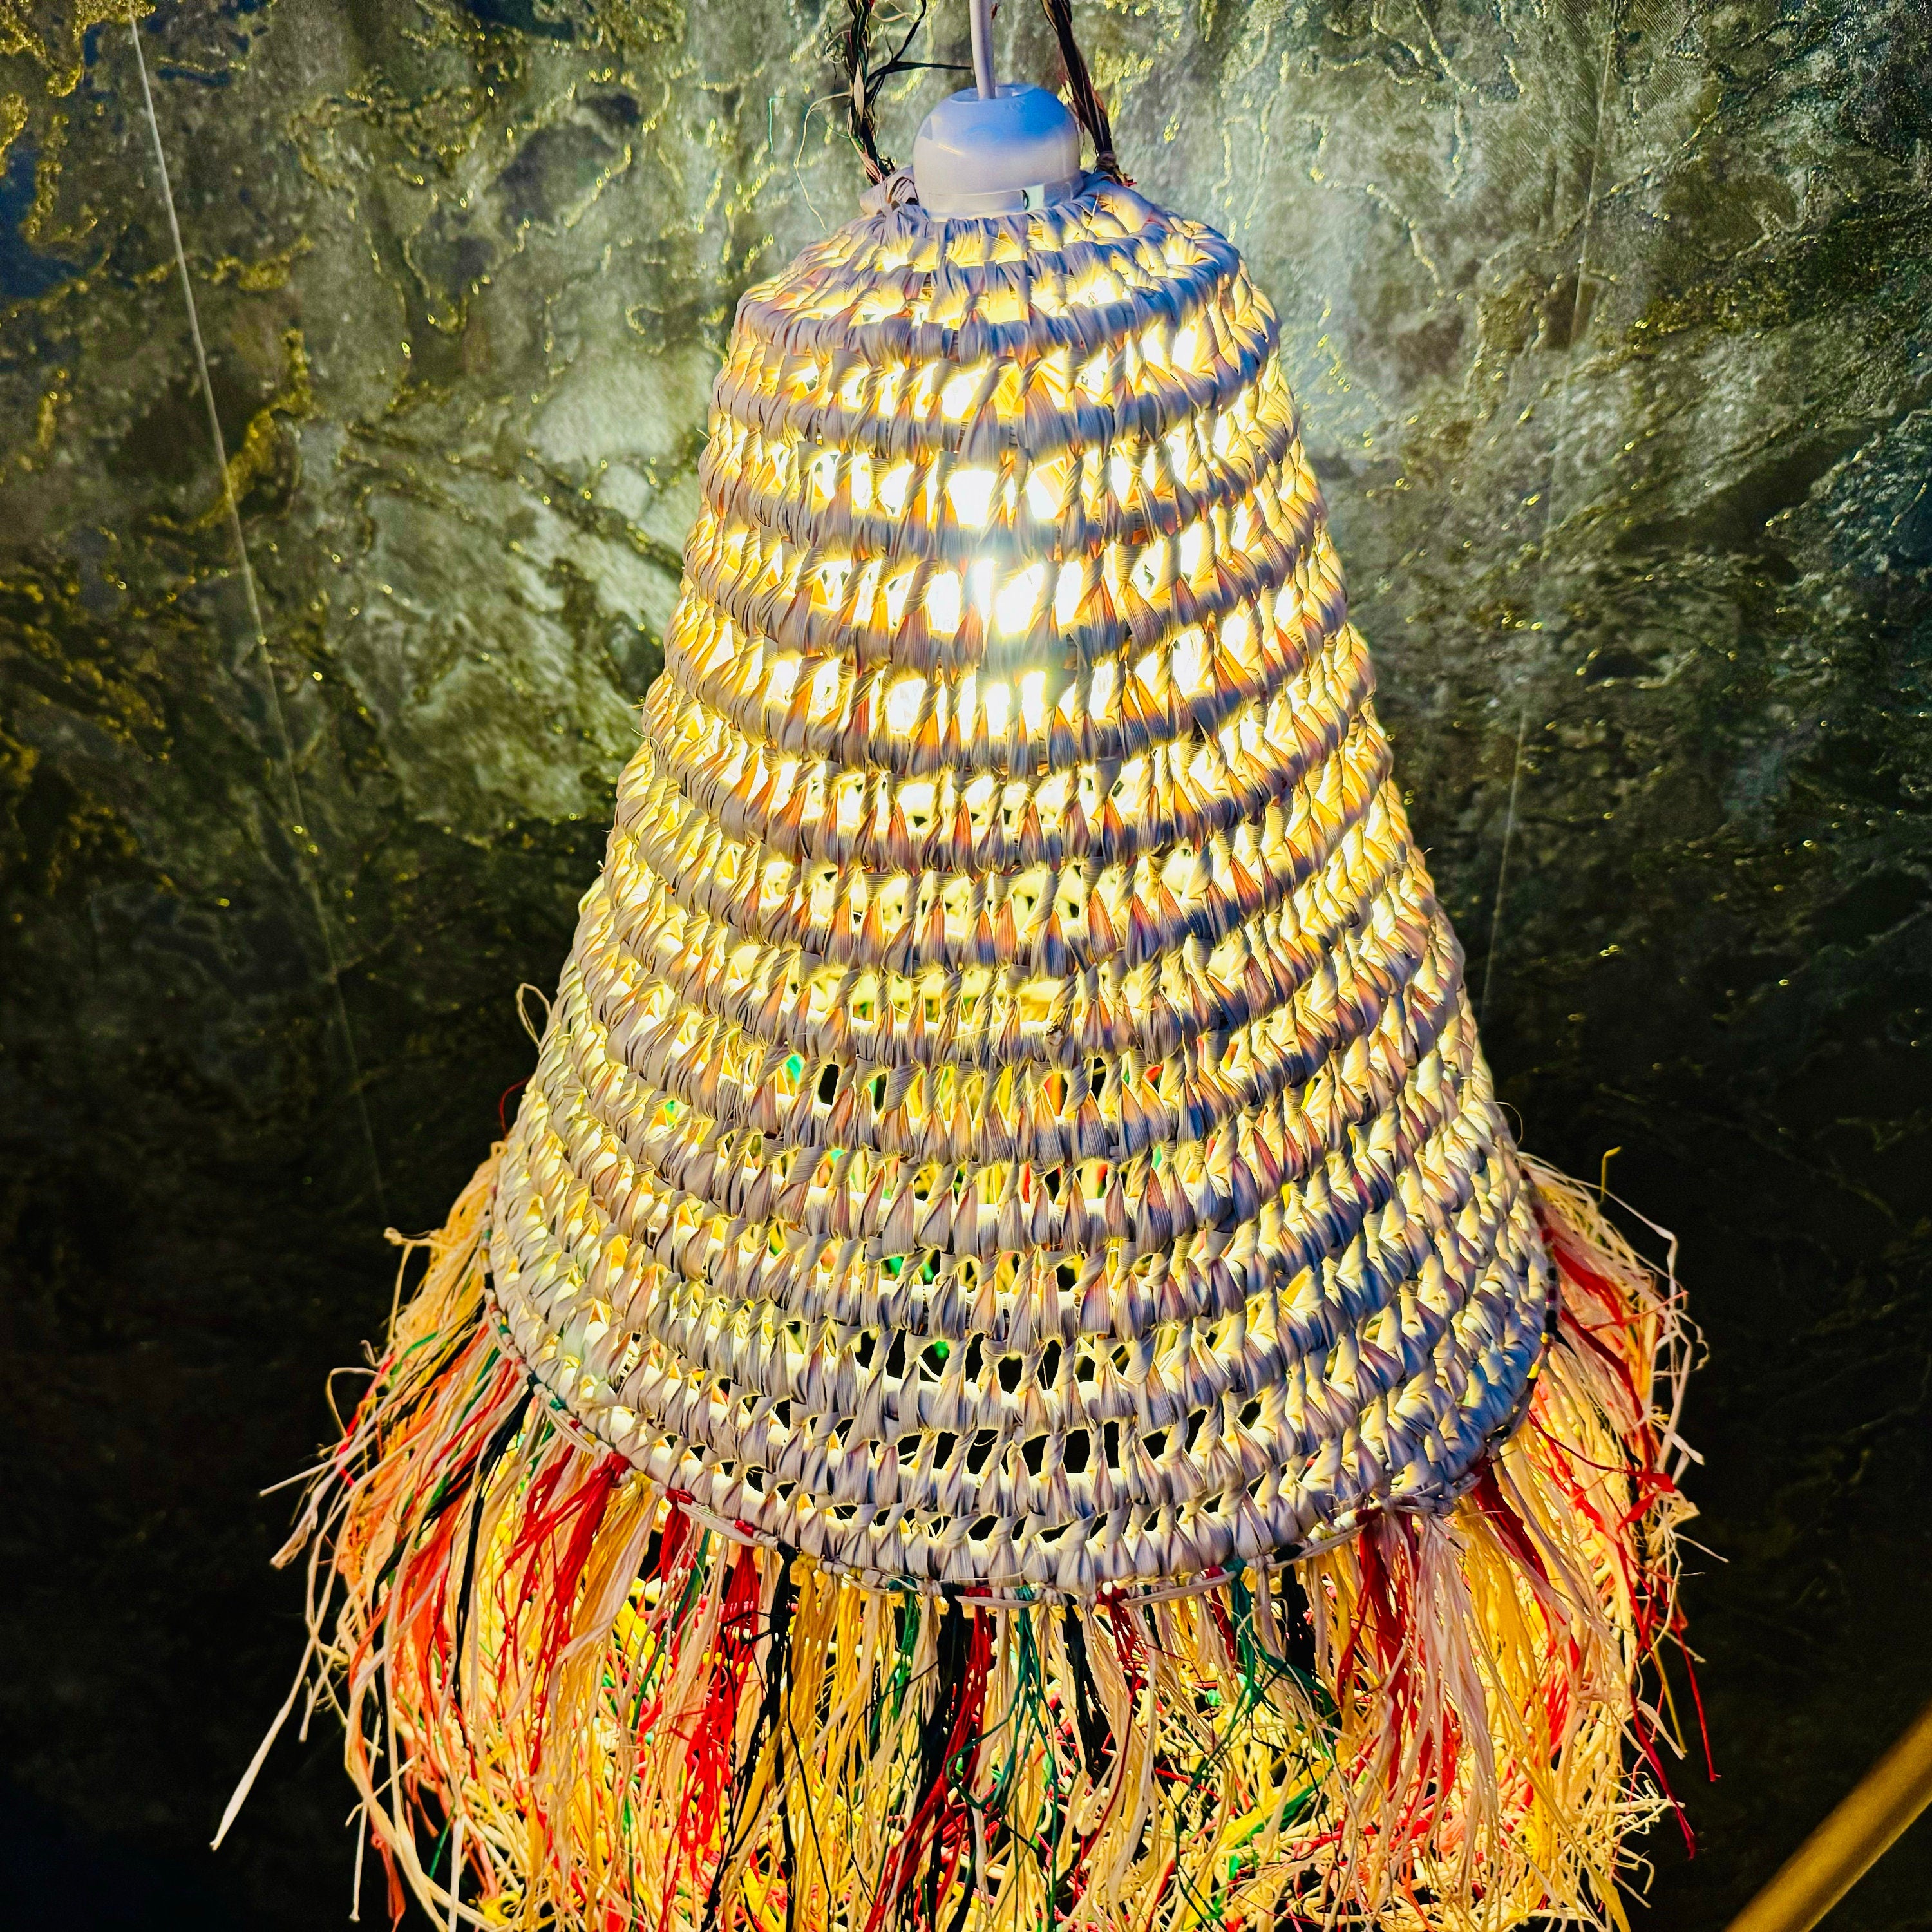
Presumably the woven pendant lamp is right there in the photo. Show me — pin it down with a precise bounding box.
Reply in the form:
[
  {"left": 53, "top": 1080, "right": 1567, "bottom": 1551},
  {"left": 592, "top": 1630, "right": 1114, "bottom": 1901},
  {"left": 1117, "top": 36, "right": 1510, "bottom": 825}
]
[{"left": 237, "top": 10, "right": 1698, "bottom": 1927}]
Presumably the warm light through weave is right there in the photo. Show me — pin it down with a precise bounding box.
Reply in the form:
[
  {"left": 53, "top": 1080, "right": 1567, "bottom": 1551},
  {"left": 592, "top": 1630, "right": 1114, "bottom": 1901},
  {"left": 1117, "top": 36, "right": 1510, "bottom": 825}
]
[
  {"left": 491, "top": 181, "right": 1550, "bottom": 1595},
  {"left": 256, "top": 173, "right": 1696, "bottom": 1932}
]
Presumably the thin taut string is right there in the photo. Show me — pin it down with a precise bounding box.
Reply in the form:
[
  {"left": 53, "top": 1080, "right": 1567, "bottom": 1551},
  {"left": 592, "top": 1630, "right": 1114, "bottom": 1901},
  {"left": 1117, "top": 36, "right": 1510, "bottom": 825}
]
[
  {"left": 127, "top": 8, "right": 386, "bottom": 1219},
  {"left": 1476, "top": 0, "right": 1625, "bottom": 1023},
  {"left": 1477, "top": 700, "right": 1530, "bottom": 1021}
]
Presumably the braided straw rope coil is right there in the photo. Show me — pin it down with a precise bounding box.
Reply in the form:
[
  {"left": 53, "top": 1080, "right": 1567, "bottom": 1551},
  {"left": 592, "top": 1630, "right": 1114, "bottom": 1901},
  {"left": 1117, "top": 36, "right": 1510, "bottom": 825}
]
[{"left": 264, "top": 178, "right": 1698, "bottom": 1932}]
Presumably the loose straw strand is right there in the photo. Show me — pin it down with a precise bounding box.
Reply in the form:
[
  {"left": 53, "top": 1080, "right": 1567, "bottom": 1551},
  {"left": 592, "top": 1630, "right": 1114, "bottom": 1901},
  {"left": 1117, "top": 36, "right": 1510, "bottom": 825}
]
[{"left": 125, "top": 5, "right": 386, "bottom": 1220}]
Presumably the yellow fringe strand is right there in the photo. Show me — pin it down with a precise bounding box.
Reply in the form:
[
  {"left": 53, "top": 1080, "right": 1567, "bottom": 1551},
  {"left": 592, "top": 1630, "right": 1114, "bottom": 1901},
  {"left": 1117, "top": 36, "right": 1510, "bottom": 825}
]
[{"left": 269, "top": 1150, "right": 1695, "bottom": 1932}]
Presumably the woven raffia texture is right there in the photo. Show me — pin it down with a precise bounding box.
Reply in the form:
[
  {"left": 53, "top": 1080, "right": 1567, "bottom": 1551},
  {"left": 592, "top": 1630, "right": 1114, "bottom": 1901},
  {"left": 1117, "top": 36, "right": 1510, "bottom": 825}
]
[{"left": 488, "top": 177, "right": 1554, "bottom": 1598}]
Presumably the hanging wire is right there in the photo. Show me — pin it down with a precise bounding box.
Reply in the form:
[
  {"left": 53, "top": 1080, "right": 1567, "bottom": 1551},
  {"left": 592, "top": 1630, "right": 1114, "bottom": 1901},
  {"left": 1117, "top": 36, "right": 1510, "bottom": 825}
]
[
  {"left": 127, "top": 8, "right": 387, "bottom": 1219},
  {"left": 1475, "top": 0, "right": 1624, "bottom": 1021},
  {"left": 967, "top": 0, "right": 998, "bottom": 97},
  {"left": 1038, "top": 0, "right": 1123, "bottom": 181},
  {"left": 1477, "top": 700, "right": 1530, "bottom": 1020},
  {"left": 830, "top": 1, "right": 968, "bottom": 182},
  {"left": 832, "top": 1, "right": 1123, "bottom": 185}
]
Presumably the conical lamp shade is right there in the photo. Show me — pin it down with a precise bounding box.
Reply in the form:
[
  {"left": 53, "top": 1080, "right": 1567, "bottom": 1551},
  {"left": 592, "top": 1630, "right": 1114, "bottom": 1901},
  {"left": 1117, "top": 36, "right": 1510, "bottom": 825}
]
[{"left": 258, "top": 175, "right": 1692, "bottom": 1932}]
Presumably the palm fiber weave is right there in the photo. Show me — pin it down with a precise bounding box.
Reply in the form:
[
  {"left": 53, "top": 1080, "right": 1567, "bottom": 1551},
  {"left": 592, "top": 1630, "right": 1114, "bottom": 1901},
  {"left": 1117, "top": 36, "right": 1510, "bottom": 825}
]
[
  {"left": 260, "top": 176, "right": 1696, "bottom": 1932},
  {"left": 496, "top": 180, "right": 1544, "bottom": 1593}
]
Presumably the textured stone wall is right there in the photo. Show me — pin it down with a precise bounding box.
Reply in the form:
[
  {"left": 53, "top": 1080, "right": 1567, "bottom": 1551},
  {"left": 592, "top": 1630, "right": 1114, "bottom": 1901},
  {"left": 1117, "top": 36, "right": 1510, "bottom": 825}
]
[{"left": 1, "top": 0, "right": 1927, "bottom": 1924}]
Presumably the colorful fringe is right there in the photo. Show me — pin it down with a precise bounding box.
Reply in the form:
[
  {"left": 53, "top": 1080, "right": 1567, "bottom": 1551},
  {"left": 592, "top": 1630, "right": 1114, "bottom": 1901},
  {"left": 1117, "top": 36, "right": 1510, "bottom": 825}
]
[{"left": 261, "top": 1150, "right": 1696, "bottom": 1931}]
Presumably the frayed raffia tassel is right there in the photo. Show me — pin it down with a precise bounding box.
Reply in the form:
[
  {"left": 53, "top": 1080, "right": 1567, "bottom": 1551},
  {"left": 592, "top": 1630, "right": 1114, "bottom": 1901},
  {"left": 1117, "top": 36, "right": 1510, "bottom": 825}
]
[{"left": 260, "top": 1148, "right": 1695, "bottom": 1932}]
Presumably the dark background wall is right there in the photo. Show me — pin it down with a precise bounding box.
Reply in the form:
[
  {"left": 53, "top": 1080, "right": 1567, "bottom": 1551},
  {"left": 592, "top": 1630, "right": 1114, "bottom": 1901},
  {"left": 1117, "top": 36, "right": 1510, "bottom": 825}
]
[{"left": 1, "top": 1, "right": 1927, "bottom": 1927}]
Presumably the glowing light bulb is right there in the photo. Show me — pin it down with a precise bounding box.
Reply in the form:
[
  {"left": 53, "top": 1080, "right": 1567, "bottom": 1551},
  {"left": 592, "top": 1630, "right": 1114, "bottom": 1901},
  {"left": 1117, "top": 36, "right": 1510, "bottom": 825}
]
[
  {"left": 1171, "top": 629, "right": 1204, "bottom": 696},
  {"left": 1054, "top": 560, "right": 1084, "bottom": 626},
  {"left": 885, "top": 677, "right": 925, "bottom": 737},
  {"left": 925, "top": 572, "right": 963, "bottom": 636},
  {"left": 940, "top": 368, "right": 984, "bottom": 421},
  {"left": 947, "top": 468, "right": 997, "bottom": 527},
  {"left": 809, "top": 660, "right": 842, "bottom": 720},
  {"left": 1088, "top": 659, "right": 1117, "bottom": 719},
  {"left": 996, "top": 563, "right": 1044, "bottom": 636}
]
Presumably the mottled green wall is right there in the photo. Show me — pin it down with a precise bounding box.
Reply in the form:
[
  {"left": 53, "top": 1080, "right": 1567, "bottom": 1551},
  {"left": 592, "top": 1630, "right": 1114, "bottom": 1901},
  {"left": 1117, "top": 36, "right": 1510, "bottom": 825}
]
[{"left": 1, "top": 0, "right": 1926, "bottom": 1924}]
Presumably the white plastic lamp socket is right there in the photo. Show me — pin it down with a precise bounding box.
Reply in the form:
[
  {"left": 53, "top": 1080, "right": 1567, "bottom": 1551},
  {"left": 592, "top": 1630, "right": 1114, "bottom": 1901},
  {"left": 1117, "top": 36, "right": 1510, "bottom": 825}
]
[
  {"left": 909, "top": 0, "right": 1084, "bottom": 216},
  {"left": 912, "top": 84, "right": 1084, "bottom": 215}
]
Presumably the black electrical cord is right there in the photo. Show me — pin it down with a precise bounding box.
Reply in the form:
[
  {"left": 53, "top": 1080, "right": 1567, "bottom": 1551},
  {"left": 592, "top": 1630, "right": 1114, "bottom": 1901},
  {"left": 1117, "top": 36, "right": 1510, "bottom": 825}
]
[
  {"left": 833, "top": 1, "right": 965, "bottom": 182},
  {"left": 833, "top": 0, "right": 1124, "bottom": 185}
]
